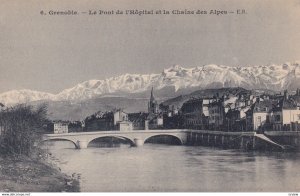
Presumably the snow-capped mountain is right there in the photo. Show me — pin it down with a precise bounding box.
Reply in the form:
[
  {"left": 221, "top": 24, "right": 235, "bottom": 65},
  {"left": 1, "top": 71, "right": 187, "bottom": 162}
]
[
  {"left": 0, "top": 89, "right": 55, "bottom": 105},
  {"left": 1, "top": 62, "right": 300, "bottom": 105}
]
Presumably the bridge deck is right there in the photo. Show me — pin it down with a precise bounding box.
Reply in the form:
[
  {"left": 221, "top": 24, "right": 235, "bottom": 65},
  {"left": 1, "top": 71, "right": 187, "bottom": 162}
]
[
  {"left": 45, "top": 130, "right": 300, "bottom": 137},
  {"left": 45, "top": 129, "right": 189, "bottom": 137},
  {"left": 188, "top": 129, "right": 255, "bottom": 136}
]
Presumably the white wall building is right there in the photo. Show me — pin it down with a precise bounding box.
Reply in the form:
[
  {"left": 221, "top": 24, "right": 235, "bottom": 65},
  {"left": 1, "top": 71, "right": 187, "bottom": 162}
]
[
  {"left": 117, "top": 121, "right": 133, "bottom": 131},
  {"left": 53, "top": 122, "right": 69, "bottom": 134}
]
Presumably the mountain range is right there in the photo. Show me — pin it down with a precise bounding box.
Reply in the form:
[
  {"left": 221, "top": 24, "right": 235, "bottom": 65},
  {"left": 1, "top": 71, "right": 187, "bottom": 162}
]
[
  {"left": 1, "top": 62, "right": 300, "bottom": 120},
  {"left": 1, "top": 62, "right": 300, "bottom": 105}
]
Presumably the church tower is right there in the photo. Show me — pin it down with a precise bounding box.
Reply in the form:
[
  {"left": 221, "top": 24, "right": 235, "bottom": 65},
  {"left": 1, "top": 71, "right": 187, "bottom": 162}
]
[{"left": 148, "top": 87, "right": 159, "bottom": 114}]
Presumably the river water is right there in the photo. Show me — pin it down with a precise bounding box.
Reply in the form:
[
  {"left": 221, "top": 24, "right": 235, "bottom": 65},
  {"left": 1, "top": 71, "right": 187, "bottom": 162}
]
[{"left": 43, "top": 141, "right": 300, "bottom": 192}]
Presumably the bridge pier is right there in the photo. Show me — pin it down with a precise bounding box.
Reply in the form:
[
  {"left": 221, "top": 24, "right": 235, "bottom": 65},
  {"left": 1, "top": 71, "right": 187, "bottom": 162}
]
[
  {"left": 252, "top": 137, "right": 256, "bottom": 150},
  {"left": 207, "top": 135, "right": 210, "bottom": 145},
  {"left": 240, "top": 137, "right": 244, "bottom": 149},
  {"left": 134, "top": 138, "right": 144, "bottom": 147},
  {"left": 221, "top": 136, "right": 224, "bottom": 146},
  {"left": 76, "top": 140, "right": 88, "bottom": 149}
]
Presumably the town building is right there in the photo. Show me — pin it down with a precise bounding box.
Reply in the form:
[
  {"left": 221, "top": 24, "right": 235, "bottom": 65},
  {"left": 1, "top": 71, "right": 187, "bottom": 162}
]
[
  {"left": 116, "top": 121, "right": 133, "bottom": 131},
  {"left": 225, "top": 106, "right": 250, "bottom": 131},
  {"left": 223, "top": 93, "right": 254, "bottom": 131},
  {"left": 84, "top": 109, "right": 132, "bottom": 131},
  {"left": 52, "top": 121, "right": 69, "bottom": 134},
  {"left": 113, "top": 109, "right": 129, "bottom": 126},
  {"left": 181, "top": 98, "right": 211, "bottom": 129},
  {"left": 147, "top": 113, "right": 164, "bottom": 129},
  {"left": 84, "top": 111, "right": 114, "bottom": 131},
  {"left": 234, "top": 94, "right": 255, "bottom": 108},
  {"left": 128, "top": 112, "right": 148, "bottom": 130},
  {"left": 159, "top": 104, "right": 179, "bottom": 118},
  {"left": 163, "top": 115, "right": 181, "bottom": 129},
  {"left": 246, "top": 98, "right": 274, "bottom": 131},
  {"left": 272, "top": 90, "right": 300, "bottom": 131},
  {"left": 208, "top": 99, "right": 225, "bottom": 130}
]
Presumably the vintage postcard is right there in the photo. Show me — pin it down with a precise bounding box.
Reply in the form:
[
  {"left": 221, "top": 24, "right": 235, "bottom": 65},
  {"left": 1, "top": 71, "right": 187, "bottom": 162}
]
[{"left": 0, "top": 0, "right": 300, "bottom": 194}]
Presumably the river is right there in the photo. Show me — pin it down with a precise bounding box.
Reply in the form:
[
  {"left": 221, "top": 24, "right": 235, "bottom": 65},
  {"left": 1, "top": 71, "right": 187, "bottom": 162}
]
[{"left": 43, "top": 141, "right": 300, "bottom": 192}]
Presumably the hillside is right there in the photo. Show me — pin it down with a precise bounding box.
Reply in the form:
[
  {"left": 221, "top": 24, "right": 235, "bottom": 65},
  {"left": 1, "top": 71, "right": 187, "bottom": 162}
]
[{"left": 159, "top": 87, "right": 277, "bottom": 109}]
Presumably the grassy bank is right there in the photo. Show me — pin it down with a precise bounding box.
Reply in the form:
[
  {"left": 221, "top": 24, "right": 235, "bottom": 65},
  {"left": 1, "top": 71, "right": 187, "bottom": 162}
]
[{"left": 0, "top": 155, "right": 80, "bottom": 192}]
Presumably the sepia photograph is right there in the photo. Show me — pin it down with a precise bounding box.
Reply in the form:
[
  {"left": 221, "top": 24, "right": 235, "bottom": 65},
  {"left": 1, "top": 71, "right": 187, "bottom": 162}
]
[{"left": 0, "top": 0, "right": 300, "bottom": 194}]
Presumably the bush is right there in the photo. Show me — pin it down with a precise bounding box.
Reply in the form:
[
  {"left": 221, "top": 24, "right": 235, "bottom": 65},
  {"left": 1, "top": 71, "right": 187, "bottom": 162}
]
[{"left": 0, "top": 104, "right": 48, "bottom": 156}]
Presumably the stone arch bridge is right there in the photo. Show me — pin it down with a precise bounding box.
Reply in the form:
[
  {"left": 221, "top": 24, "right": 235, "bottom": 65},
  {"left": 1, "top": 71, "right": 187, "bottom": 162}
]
[{"left": 42, "top": 129, "right": 188, "bottom": 149}]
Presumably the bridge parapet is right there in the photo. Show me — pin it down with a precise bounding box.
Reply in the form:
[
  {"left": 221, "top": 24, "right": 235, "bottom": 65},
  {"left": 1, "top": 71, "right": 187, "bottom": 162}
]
[{"left": 43, "top": 129, "right": 189, "bottom": 149}]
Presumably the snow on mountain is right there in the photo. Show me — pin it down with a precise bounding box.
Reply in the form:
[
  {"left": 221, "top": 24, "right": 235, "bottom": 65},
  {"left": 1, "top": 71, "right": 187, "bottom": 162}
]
[
  {"left": 0, "top": 89, "right": 55, "bottom": 106},
  {"left": 1, "top": 62, "right": 300, "bottom": 105}
]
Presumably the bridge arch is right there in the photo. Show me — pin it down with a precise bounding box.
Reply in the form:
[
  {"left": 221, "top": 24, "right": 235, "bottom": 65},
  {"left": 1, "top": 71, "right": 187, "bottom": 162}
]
[
  {"left": 40, "top": 138, "right": 78, "bottom": 149},
  {"left": 144, "top": 134, "right": 183, "bottom": 145},
  {"left": 87, "top": 135, "right": 135, "bottom": 147}
]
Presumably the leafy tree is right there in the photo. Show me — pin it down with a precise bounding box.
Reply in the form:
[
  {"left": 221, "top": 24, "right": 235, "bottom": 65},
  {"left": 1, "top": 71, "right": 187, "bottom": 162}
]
[{"left": 0, "top": 104, "right": 48, "bottom": 156}]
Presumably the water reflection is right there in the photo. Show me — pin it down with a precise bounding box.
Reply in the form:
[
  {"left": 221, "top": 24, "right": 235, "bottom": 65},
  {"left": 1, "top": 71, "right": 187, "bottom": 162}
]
[{"left": 42, "top": 141, "right": 300, "bottom": 192}]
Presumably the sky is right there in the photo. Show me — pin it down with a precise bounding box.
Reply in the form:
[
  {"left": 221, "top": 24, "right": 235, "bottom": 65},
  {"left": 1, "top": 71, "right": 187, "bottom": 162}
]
[{"left": 0, "top": 0, "right": 300, "bottom": 94}]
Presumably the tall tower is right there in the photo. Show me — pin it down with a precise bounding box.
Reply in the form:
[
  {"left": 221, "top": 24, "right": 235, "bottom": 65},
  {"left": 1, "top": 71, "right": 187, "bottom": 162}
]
[{"left": 148, "top": 87, "right": 158, "bottom": 114}]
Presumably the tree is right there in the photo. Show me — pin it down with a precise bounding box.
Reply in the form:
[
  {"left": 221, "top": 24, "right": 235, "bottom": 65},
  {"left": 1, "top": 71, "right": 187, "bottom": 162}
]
[{"left": 0, "top": 104, "right": 48, "bottom": 156}]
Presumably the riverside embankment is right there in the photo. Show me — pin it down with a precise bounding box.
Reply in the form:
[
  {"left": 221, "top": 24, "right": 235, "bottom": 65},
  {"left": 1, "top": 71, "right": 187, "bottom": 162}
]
[
  {"left": 43, "top": 129, "right": 300, "bottom": 151},
  {"left": 186, "top": 130, "right": 299, "bottom": 151},
  {"left": 0, "top": 155, "right": 80, "bottom": 192}
]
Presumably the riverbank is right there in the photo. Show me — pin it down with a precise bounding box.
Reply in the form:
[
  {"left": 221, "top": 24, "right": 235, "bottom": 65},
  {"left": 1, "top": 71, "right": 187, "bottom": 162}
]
[
  {"left": 0, "top": 155, "right": 80, "bottom": 192},
  {"left": 186, "top": 130, "right": 299, "bottom": 151}
]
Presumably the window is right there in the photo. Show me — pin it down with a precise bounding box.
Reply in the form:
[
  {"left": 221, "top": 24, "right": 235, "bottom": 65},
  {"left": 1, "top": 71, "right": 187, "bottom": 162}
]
[
  {"left": 275, "top": 115, "right": 281, "bottom": 122},
  {"left": 257, "top": 116, "right": 261, "bottom": 125},
  {"left": 297, "top": 114, "right": 300, "bottom": 120},
  {"left": 265, "top": 107, "right": 268, "bottom": 111}
]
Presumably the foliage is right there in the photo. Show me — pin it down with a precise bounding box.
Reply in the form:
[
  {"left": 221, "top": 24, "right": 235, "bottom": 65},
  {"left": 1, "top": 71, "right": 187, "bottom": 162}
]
[{"left": 0, "top": 104, "right": 48, "bottom": 156}]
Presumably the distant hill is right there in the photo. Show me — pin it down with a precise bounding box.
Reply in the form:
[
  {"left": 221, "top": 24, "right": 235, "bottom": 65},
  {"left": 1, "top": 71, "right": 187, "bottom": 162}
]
[{"left": 160, "top": 87, "right": 277, "bottom": 109}]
